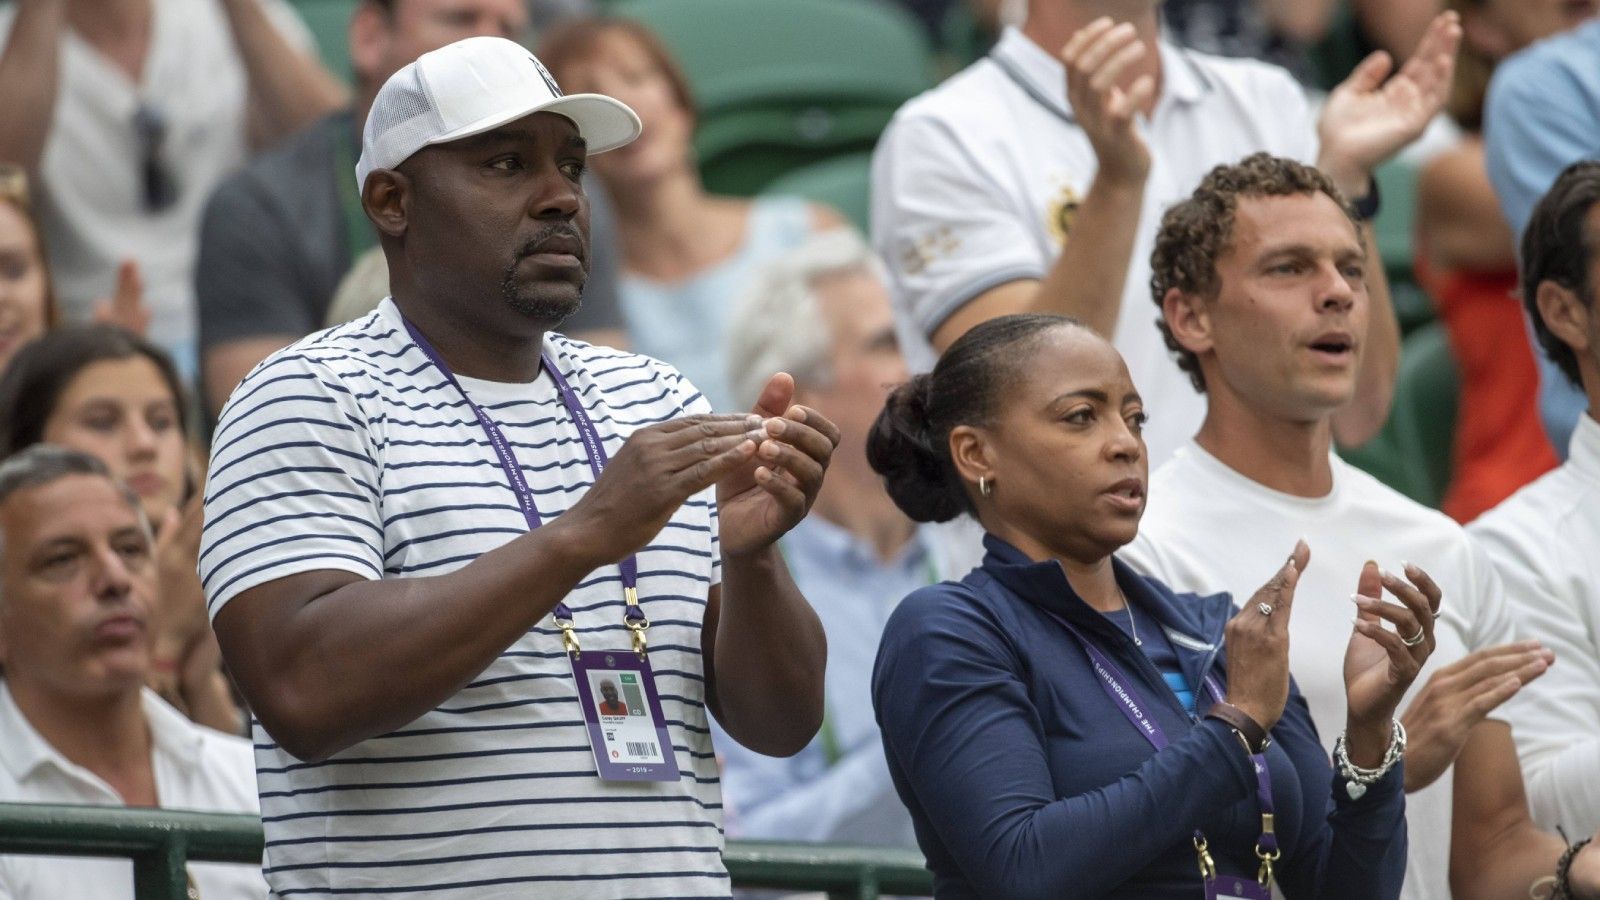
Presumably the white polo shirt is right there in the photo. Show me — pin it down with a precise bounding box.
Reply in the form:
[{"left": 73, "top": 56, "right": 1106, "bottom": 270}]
[
  {"left": 1122, "top": 442, "right": 1520, "bottom": 900},
  {"left": 1470, "top": 413, "right": 1600, "bottom": 837},
  {"left": 0, "top": 682, "right": 264, "bottom": 900},
  {"left": 872, "top": 26, "right": 1316, "bottom": 465},
  {"left": 0, "top": 0, "right": 312, "bottom": 370}
]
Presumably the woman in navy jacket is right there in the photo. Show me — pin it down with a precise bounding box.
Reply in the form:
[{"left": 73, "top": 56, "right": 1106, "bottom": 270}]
[{"left": 867, "top": 315, "right": 1439, "bottom": 899}]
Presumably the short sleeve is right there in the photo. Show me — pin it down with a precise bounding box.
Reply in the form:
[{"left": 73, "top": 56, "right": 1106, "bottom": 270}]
[
  {"left": 1262, "top": 65, "right": 1318, "bottom": 164},
  {"left": 199, "top": 351, "right": 385, "bottom": 618},
  {"left": 1484, "top": 51, "right": 1600, "bottom": 237},
  {"left": 870, "top": 111, "right": 1048, "bottom": 345}
]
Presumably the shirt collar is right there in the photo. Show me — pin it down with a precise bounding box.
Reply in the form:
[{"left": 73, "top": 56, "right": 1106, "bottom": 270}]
[
  {"left": 989, "top": 25, "right": 1211, "bottom": 123},
  {"left": 0, "top": 680, "right": 59, "bottom": 782},
  {"left": 1567, "top": 412, "right": 1600, "bottom": 480},
  {"left": 0, "top": 682, "right": 204, "bottom": 784}
]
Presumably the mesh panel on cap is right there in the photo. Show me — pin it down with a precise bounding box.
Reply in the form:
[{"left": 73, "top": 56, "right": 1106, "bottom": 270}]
[{"left": 357, "top": 65, "right": 444, "bottom": 185}]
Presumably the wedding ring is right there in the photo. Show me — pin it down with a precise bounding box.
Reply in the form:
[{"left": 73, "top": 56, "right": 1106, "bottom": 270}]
[
  {"left": 1257, "top": 602, "right": 1274, "bottom": 617},
  {"left": 1402, "top": 626, "right": 1426, "bottom": 647}
]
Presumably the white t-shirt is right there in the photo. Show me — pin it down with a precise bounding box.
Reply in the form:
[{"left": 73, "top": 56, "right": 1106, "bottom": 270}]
[
  {"left": 200, "top": 299, "right": 728, "bottom": 898},
  {"left": 1470, "top": 413, "right": 1600, "bottom": 837},
  {"left": 0, "top": 683, "right": 263, "bottom": 899},
  {"left": 0, "top": 0, "right": 312, "bottom": 367},
  {"left": 1122, "top": 441, "right": 1519, "bottom": 900},
  {"left": 871, "top": 26, "right": 1316, "bottom": 467}
]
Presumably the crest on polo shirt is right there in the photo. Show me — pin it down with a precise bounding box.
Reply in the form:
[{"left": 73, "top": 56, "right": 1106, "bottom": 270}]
[
  {"left": 1044, "top": 183, "right": 1082, "bottom": 247},
  {"left": 898, "top": 225, "right": 959, "bottom": 276}
]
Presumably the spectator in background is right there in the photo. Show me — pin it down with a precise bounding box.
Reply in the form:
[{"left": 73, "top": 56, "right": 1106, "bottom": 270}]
[
  {"left": 872, "top": 0, "right": 1460, "bottom": 469},
  {"left": 0, "top": 167, "right": 57, "bottom": 376},
  {"left": 1162, "top": 0, "right": 1339, "bottom": 82},
  {"left": 0, "top": 0, "right": 346, "bottom": 377},
  {"left": 0, "top": 446, "right": 262, "bottom": 900},
  {"left": 1414, "top": 0, "right": 1593, "bottom": 522},
  {"left": 196, "top": 0, "right": 632, "bottom": 419},
  {"left": 715, "top": 230, "right": 926, "bottom": 849},
  {"left": 1472, "top": 162, "right": 1600, "bottom": 842},
  {"left": 1485, "top": 17, "right": 1600, "bottom": 457},
  {"left": 0, "top": 325, "right": 238, "bottom": 735},
  {"left": 1126, "top": 153, "right": 1574, "bottom": 900},
  {"left": 541, "top": 18, "right": 848, "bottom": 412},
  {"left": 868, "top": 314, "right": 1421, "bottom": 898}
]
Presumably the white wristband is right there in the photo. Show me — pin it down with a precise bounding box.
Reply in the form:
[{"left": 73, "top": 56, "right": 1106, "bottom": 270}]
[{"left": 1333, "top": 718, "right": 1406, "bottom": 800}]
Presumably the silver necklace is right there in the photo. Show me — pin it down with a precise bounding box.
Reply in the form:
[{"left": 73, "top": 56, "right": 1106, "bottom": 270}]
[{"left": 1122, "top": 591, "right": 1142, "bottom": 647}]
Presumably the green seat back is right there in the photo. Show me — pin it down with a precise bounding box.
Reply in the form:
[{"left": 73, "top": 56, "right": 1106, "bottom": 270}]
[
  {"left": 612, "top": 0, "right": 934, "bottom": 194},
  {"left": 1341, "top": 321, "right": 1458, "bottom": 507},
  {"left": 762, "top": 152, "right": 872, "bottom": 234},
  {"left": 291, "top": 0, "right": 359, "bottom": 85}
]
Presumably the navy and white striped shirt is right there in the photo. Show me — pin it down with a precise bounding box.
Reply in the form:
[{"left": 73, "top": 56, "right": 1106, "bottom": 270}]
[{"left": 201, "top": 298, "right": 728, "bottom": 898}]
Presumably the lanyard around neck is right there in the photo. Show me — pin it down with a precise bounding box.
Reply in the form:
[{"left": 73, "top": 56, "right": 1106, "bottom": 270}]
[
  {"left": 1049, "top": 610, "right": 1279, "bottom": 886},
  {"left": 400, "top": 314, "right": 647, "bottom": 657}
]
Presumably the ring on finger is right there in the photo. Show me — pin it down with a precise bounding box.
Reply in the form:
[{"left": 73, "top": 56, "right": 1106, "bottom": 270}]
[
  {"left": 1257, "top": 602, "right": 1274, "bottom": 617},
  {"left": 1402, "top": 626, "right": 1426, "bottom": 647}
]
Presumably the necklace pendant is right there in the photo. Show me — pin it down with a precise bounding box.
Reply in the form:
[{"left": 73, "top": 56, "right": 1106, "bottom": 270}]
[{"left": 1133, "top": 636, "right": 1142, "bottom": 647}]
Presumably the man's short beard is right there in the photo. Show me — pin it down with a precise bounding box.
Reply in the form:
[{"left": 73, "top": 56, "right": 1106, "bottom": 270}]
[
  {"left": 499, "top": 264, "right": 584, "bottom": 323},
  {"left": 500, "top": 225, "right": 588, "bottom": 322}
]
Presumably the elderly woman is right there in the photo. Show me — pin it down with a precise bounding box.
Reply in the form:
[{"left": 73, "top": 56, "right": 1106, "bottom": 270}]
[{"left": 868, "top": 313, "right": 1433, "bottom": 899}]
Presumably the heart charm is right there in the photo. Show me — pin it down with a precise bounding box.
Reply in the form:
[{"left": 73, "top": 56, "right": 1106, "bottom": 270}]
[{"left": 1346, "top": 781, "right": 1367, "bottom": 800}]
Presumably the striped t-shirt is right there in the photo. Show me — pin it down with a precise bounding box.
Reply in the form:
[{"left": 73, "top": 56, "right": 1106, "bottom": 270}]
[{"left": 200, "top": 298, "right": 728, "bottom": 898}]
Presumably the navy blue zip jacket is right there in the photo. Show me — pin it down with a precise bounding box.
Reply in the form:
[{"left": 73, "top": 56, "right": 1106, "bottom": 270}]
[{"left": 872, "top": 535, "right": 1407, "bottom": 899}]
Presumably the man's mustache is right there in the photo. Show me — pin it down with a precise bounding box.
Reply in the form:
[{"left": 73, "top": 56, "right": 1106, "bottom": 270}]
[{"left": 515, "top": 224, "right": 587, "bottom": 264}]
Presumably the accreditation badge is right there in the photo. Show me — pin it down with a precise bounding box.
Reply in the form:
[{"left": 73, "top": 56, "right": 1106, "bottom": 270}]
[
  {"left": 1205, "top": 875, "right": 1271, "bottom": 900},
  {"left": 570, "top": 649, "right": 680, "bottom": 782}
]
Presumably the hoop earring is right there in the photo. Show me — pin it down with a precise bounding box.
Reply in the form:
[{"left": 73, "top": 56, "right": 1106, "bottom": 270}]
[{"left": 978, "top": 476, "right": 992, "bottom": 497}]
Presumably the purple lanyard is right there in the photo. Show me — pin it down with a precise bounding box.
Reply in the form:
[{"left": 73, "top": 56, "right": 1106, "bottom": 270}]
[
  {"left": 1050, "top": 614, "right": 1279, "bottom": 861},
  {"left": 400, "top": 316, "right": 641, "bottom": 629}
]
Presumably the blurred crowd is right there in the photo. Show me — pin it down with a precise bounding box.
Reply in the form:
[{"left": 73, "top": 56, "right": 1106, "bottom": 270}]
[{"left": 1, "top": 0, "right": 1599, "bottom": 897}]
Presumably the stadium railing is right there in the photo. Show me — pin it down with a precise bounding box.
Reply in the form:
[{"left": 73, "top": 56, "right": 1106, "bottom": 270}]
[{"left": 0, "top": 802, "right": 934, "bottom": 899}]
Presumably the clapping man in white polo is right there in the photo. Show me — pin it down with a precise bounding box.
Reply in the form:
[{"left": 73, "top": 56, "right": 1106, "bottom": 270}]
[
  {"left": 201, "top": 37, "right": 836, "bottom": 899},
  {"left": 872, "top": 0, "right": 1459, "bottom": 466}
]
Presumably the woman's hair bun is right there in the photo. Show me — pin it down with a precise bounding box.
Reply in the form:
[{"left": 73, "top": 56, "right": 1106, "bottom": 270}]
[{"left": 867, "top": 374, "right": 965, "bottom": 523}]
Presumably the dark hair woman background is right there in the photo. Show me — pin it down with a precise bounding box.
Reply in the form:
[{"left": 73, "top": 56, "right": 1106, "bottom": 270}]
[
  {"left": 868, "top": 314, "right": 1435, "bottom": 898},
  {"left": 0, "top": 324, "right": 237, "bottom": 733}
]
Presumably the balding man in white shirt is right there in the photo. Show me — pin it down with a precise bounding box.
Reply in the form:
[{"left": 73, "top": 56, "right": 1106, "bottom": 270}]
[
  {"left": 872, "top": 0, "right": 1460, "bottom": 466},
  {"left": 0, "top": 446, "right": 262, "bottom": 900},
  {"left": 1472, "top": 161, "right": 1600, "bottom": 846}
]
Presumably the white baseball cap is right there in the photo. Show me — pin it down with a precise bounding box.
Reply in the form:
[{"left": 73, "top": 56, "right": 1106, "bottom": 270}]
[{"left": 356, "top": 36, "right": 642, "bottom": 188}]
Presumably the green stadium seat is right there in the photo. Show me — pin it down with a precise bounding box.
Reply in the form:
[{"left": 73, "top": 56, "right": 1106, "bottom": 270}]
[
  {"left": 1340, "top": 320, "right": 1458, "bottom": 508},
  {"left": 611, "top": 0, "right": 935, "bottom": 195},
  {"left": 291, "top": 0, "right": 359, "bottom": 85},
  {"left": 761, "top": 152, "right": 872, "bottom": 234}
]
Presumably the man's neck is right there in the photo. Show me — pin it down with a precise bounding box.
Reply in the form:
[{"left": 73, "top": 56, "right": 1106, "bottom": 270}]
[
  {"left": 66, "top": 0, "right": 152, "bottom": 62},
  {"left": 1194, "top": 391, "right": 1337, "bottom": 497},
  {"left": 1021, "top": 1, "right": 1163, "bottom": 107},
  {"left": 809, "top": 469, "right": 916, "bottom": 564},
  {"left": 7, "top": 678, "right": 155, "bottom": 803},
  {"left": 392, "top": 291, "right": 548, "bottom": 383}
]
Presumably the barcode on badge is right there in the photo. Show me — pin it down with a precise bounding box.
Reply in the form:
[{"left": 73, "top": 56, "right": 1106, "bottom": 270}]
[{"left": 626, "top": 741, "right": 657, "bottom": 757}]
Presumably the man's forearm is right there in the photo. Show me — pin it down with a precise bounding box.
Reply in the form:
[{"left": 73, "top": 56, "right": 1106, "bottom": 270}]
[
  {"left": 1452, "top": 819, "right": 1562, "bottom": 900},
  {"left": 706, "top": 547, "right": 826, "bottom": 757},
  {"left": 1034, "top": 173, "right": 1148, "bottom": 338},
  {"left": 215, "top": 515, "right": 610, "bottom": 761},
  {"left": 1332, "top": 220, "right": 1399, "bottom": 447},
  {"left": 218, "top": 0, "right": 346, "bottom": 143},
  {"left": 0, "top": 0, "right": 64, "bottom": 170}
]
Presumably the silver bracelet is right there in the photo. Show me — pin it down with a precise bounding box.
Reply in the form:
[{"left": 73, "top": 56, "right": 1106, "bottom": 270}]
[{"left": 1333, "top": 718, "right": 1406, "bottom": 800}]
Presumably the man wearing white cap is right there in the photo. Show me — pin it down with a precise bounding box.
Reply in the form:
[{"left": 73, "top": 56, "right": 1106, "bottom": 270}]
[{"left": 198, "top": 36, "right": 836, "bottom": 899}]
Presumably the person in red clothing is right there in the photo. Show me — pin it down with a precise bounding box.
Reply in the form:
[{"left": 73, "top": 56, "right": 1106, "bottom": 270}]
[
  {"left": 1413, "top": 0, "right": 1593, "bottom": 521},
  {"left": 597, "top": 680, "right": 629, "bottom": 717}
]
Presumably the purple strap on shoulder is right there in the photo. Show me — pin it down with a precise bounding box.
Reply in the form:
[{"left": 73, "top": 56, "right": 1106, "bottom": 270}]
[
  {"left": 401, "top": 315, "right": 640, "bottom": 623},
  {"left": 1052, "top": 615, "right": 1277, "bottom": 862}
]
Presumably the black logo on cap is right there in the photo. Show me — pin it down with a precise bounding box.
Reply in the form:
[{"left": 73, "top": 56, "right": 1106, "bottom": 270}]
[{"left": 529, "top": 55, "right": 564, "bottom": 97}]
